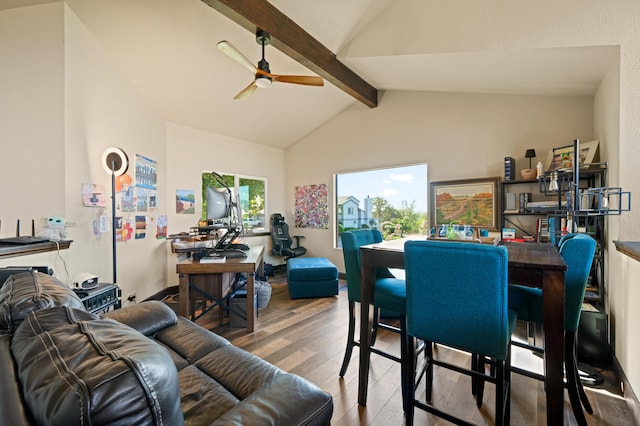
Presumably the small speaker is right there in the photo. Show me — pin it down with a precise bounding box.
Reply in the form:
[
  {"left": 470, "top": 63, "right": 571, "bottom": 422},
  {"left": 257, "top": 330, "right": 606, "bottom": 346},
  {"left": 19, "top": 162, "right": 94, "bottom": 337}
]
[{"left": 505, "top": 193, "right": 517, "bottom": 211}]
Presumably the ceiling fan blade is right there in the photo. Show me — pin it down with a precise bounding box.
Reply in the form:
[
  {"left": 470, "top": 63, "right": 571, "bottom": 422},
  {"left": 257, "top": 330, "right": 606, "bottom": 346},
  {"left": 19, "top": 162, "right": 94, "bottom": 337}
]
[
  {"left": 217, "top": 41, "right": 256, "bottom": 74},
  {"left": 255, "top": 69, "right": 323, "bottom": 86},
  {"left": 234, "top": 81, "right": 258, "bottom": 100},
  {"left": 271, "top": 74, "right": 324, "bottom": 86}
]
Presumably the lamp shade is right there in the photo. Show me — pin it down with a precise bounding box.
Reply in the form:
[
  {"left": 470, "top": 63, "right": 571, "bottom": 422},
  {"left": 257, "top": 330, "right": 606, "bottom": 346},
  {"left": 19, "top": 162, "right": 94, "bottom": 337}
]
[{"left": 525, "top": 149, "right": 536, "bottom": 159}]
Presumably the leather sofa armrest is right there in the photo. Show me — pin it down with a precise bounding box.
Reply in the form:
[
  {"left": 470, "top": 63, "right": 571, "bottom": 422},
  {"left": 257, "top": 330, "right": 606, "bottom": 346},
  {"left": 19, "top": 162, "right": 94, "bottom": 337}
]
[
  {"left": 105, "top": 301, "right": 177, "bottom": 336},
  {"left": 0, "top": 336, "right": 34, "bottom": 426}
]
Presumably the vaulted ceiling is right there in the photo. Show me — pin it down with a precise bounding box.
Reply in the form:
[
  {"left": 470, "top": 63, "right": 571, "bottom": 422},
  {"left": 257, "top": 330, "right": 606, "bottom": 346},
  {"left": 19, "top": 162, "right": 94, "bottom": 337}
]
[{"left": 3, "top": 0, "right": 618, "bottom": 149}]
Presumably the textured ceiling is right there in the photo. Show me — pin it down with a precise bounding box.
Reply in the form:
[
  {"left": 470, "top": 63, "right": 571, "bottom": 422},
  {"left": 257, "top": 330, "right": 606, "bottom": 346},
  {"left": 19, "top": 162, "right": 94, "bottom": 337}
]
[{"left": 4, "top": 0, "right": 618, "bottom": 149}]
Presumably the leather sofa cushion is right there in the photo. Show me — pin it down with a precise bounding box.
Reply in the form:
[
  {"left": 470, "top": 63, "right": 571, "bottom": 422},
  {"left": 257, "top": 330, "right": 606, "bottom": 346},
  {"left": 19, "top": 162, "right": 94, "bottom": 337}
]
[
  {"left": 11, "top": 306, "right": 184, "bottom": 426},
  {"left": 0, "top": 272, "right": 85, "bottom": 335}
]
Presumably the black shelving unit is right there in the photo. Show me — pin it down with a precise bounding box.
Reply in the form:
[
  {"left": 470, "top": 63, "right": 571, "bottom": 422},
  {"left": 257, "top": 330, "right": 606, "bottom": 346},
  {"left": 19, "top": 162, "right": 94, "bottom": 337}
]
[{"left": 501, "top": 140, "right": 630, "bottom": 305}]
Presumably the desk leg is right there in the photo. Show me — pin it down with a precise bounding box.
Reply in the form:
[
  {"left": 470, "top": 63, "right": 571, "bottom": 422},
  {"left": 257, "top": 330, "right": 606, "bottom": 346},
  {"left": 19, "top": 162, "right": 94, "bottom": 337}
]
[
  {"left": 543, "top": 269, "right": 565, "bottom": 425},
  {"left": 178, "top": 273, "right": 190, "bottom": 318},
  {"left": 246, "top": 272, "right": 255, "bottom": 332},
  {"left": 358, "top": 259, "right": 376, "bottom": 406}
]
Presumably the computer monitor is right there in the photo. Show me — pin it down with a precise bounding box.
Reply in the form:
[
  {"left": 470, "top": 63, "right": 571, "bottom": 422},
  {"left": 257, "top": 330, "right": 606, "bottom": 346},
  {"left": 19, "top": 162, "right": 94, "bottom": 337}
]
[
  {"left": 206, "top": 186, "right": 231, "bottom": 223},
  {"left": 202, "top": 184, "right": 246, "bottom": 258}
]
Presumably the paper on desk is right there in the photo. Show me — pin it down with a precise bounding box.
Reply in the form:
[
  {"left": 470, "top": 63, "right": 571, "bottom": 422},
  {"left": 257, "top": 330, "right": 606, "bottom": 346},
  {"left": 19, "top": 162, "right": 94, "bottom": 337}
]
[{"left": 200, "top": 256, "right": 226, "bottom": 263}]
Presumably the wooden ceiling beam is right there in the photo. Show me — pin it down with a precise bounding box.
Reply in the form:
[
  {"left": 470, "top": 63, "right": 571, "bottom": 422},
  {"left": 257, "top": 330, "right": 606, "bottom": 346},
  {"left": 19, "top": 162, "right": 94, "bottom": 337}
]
[{"left": 200, "top": 0, "right": 378, "bottom": 108}]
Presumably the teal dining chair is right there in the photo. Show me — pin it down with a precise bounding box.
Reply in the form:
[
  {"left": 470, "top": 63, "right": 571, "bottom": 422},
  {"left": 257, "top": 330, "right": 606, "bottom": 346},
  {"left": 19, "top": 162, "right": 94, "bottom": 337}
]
[
  {"left": 508, "top": 233, "right": 597, "bottom": 426},
  {"left": 339, "top": 229, "right": 407, "bottom": 377},
  {"left": 402, "top": 240, "right": 516, "bottom": 425}
]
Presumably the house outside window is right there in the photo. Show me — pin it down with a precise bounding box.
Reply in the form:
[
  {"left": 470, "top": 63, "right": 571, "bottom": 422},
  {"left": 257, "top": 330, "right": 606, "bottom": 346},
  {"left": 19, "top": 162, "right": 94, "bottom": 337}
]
[{"left": 334, "top": 163, "right": 428, "bottom": 247}]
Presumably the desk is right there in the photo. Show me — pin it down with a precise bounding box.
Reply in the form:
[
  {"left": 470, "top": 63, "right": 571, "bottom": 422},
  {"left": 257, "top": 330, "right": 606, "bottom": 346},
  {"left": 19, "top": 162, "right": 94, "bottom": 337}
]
[
  {"left": 176, "top": 245, "right": 264, "bottom": 332},
  {"left": 358, "top": 240, "right": 567, "bottom": 425}
]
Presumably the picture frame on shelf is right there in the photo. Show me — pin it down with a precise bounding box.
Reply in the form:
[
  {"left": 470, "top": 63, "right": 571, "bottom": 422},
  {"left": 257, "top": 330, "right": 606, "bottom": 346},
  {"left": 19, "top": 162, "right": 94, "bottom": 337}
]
[
  {"left": 543, "top": 139, "right": 600, "bottom": 171},
  {"left": 429, "top": 177, "right": 501, "bottom": 231}
]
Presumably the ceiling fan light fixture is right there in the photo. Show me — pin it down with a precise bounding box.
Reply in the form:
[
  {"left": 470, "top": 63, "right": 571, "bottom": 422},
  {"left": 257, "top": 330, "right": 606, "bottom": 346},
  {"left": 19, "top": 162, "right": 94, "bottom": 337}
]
[{"left": 255, "top": 75, "right": 272, "bottom": 88}]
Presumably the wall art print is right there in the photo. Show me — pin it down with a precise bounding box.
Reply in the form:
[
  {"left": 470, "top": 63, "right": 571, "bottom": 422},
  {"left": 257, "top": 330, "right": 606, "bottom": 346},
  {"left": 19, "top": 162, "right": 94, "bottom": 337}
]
[
  {"left": 135, "top": 154, "right": 157, "bottom": 190},
  {"left": 295, "top": 183, "right": 329, "bottom": 229}
]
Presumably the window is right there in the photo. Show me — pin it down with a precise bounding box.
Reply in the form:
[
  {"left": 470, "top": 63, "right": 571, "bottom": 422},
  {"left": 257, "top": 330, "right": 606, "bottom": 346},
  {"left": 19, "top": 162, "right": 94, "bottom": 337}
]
[
  {"left": 334, "top": 163, "right": 428, "bottom": 246},
  {"left": 202, "top": 171, "right": 267, "bottom": 232}
]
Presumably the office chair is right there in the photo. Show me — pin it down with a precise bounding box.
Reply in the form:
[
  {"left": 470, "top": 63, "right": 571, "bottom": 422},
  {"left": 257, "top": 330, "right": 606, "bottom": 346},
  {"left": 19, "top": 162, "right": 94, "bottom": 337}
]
[
  {"left": 403, "top": 240, "right": 516, "bottom": 426},
  {"left": 508, "top": 233, "right": 597, "bottom": 426},
  {"left": 270, "top": 213, "right": 306, "bottom": 260}
]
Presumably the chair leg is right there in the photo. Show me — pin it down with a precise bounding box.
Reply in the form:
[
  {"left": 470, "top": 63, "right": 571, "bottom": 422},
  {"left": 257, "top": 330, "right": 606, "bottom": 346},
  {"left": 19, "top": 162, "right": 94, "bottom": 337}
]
[
  {"left": 425, "top": 341, "right": 434, "bottom": 403},
  {"left": 399, "top": 315, "right": 410, "bottom": 413},
  {"left": 402, "top": 330, "right": 416, "bottom": 424},
  {"left": 371, "top": 307, "right": 380, "bottom": 345},
  {"left": 476, "top": 356, "right": 486, "bottom": 407},
  {"left": 471, "top": 354, "right": 478, "bottom": 397},
  {"left": 504, "top": 345, "right": 512, "bottom": 425},
  {"left": 495, "top": 359, "right": 505, "bottom": 426},
  {"left": 339, "top": 301, "right": 357, "bottom": 377},
  {"left": 565, "top": 331, "right": 588, "bottom": 426},
  {"left": 569, "top": 331, "right": 594, "bottom": 414}
]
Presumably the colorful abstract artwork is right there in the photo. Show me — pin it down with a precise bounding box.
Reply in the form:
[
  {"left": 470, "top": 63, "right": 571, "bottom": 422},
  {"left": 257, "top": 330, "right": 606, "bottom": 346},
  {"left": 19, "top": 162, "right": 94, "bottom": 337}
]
[{"left": 295, "top": 183, "right": 329, "bottom": 229}]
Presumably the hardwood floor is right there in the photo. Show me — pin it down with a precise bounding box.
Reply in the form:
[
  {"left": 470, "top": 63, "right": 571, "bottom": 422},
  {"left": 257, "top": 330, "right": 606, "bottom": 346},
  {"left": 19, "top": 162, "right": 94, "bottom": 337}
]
[{"left": 197, "top": 273, "right": 635, "bottom": 425}]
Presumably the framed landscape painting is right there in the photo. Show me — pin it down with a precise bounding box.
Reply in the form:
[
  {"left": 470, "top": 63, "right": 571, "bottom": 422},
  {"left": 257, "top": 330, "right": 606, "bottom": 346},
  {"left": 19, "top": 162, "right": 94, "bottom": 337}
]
[{"left": 429, "top": 177, "right": 501, "bottom": 231}]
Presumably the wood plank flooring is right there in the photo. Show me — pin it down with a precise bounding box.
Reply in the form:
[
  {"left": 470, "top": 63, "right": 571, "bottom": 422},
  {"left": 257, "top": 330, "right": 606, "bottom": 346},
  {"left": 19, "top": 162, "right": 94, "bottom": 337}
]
[{"left": 197, "top": 273, "right": 635, "bottom": 425}]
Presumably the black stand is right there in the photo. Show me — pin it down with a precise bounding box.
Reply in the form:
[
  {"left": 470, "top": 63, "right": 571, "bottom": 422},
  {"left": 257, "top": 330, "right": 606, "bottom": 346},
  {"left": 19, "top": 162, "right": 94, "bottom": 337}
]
[{"left": 110, "top": 163, "right": 117, "bottom": 284}]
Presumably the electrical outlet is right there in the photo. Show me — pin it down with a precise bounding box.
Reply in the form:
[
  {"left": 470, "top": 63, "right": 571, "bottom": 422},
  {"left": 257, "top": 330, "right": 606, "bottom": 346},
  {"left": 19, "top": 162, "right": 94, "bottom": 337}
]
[{"left": 127, "top": 293, "right": 136, "bottom": 302}]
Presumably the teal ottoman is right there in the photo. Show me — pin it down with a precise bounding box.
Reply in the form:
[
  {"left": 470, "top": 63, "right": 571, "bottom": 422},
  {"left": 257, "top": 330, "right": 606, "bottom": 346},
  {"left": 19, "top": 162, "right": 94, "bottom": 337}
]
[{"left": 287, "top": 257, "right": 338, "bottom": 299}]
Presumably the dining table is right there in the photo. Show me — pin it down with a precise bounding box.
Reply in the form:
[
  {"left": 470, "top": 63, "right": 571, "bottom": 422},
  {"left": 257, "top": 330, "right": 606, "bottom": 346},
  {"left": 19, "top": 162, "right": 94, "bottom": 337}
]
[{"left": 357, "top": 239, "right": 567, "bottom": 425}]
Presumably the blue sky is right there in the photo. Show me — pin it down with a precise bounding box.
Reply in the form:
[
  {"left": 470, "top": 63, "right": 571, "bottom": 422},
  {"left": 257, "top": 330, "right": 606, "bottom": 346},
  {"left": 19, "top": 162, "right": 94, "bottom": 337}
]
[{"left": 336, "top": 163, "right": 428, "bottom": 213}]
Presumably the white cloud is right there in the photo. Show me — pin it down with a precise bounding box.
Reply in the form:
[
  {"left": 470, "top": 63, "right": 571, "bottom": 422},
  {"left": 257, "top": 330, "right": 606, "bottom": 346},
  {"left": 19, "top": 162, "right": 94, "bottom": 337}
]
[
  {"left": 380, "top": 189, "right": 398, "bottom": 197},
  {"left": 390, "top": 173, "right": 414, "bottom": 183}
]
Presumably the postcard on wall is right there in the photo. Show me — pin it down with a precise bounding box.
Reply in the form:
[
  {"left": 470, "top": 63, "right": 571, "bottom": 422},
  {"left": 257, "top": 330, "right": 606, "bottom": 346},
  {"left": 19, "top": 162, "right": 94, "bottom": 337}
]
[
  {"left": 82, "top": 183, "right": 106, "bottom": 207},
  {"left": 135, "top": 154, "right": 157, "bottom": 190},
  {"left": 135, "top": 215, "right": 146, "bottom": 239},
  {"left": 149, "top": 190, "right": 157, "bottom": 210},
  {"left": 121, "top": 186, "right": 136, "bottom": 212},
  {"left": 156, "top": 214, "right": 167, "bottom": 239},
  {"left": 176, "top": 189, "right": 195, "bottom": 214},
  {"left": 136, "top": 187, "right": 148, "bottom": 212}
]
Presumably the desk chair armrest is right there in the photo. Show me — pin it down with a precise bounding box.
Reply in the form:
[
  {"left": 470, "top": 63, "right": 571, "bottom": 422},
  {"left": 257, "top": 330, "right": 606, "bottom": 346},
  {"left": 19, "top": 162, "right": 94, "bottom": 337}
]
[{"left": 293, "top": 235, "right": 305, "bottom": 248}]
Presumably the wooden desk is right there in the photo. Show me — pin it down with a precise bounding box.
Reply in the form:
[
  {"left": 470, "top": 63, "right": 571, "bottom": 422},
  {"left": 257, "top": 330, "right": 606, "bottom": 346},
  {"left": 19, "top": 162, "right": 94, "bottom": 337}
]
[
  {"left": 358, "top": 240, "right": 567, "bottom": 425},
  {"left": 176, "top": 245, "right": 264, "bottom": 332}
]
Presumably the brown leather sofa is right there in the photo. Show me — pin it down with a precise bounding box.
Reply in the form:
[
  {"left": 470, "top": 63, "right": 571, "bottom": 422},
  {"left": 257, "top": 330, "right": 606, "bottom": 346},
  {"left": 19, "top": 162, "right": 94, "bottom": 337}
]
[{"left": 0, "top": 272, "right": 333, "bottom": 425}]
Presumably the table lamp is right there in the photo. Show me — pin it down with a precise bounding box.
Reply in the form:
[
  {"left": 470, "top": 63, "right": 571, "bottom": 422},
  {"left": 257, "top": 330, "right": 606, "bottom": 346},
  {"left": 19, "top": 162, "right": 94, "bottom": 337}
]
[{"left": 520, "top": 148, "right": 537, "bottom": 180}]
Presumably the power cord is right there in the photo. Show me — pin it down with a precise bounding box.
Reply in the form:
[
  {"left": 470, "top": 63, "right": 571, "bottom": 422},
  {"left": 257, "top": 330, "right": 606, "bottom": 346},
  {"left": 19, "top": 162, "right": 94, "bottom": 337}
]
[{"left": 49, "top": 239, "right": 69, "bottom": 281}]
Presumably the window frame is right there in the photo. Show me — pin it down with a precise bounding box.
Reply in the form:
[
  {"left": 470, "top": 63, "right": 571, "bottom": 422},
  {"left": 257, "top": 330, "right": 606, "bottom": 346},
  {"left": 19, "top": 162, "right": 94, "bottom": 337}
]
[{"left": 202, "top": 171, "right": 268, "bottom": 233}]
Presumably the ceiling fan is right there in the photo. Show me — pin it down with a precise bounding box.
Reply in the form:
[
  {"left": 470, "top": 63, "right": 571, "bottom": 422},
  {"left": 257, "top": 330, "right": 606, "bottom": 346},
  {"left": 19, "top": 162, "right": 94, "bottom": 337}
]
[{"left": 217, "top": 30, "right": 324, "bottom": 100}]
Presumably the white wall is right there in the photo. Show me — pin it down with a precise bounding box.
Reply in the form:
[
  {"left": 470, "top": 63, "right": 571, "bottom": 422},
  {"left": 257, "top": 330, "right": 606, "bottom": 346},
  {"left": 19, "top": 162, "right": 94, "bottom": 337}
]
[
  {"left": 164, "top": 122, "right": 286, "bottom": 284},
  {"left": 63, "top": 5, "right": 170, "bottom": 301},
  {"left": 0, "top": 3, "right": 65, "bottom": 268},
  {"left": 287, "top": 91, "right": 594, "bottom": 270}
]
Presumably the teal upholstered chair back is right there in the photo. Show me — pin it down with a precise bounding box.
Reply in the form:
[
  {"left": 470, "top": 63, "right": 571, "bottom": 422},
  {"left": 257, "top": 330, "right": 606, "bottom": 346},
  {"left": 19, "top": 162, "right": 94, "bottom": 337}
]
[
  {"left": 557, "top": 233, "right": 597, "bottom": 332},
  {"left": 341, "top": 229, "right": 389, "bottom": 302},
  {"left": 404, "top": 240, "right": 511, "bottom": 360}
]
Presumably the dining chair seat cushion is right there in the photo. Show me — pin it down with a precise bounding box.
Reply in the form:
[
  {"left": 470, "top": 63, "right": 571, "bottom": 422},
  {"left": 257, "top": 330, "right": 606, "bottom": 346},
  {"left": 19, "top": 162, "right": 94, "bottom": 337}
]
[
  {"left": 371, "top": 277, "right": 406, "bottom": 315},
  {"left": 508, "top": 284, "right": 543, "bottom": 324}
]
